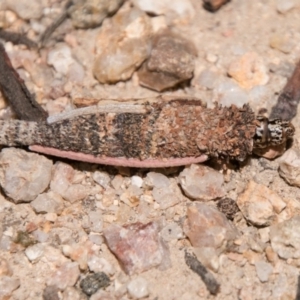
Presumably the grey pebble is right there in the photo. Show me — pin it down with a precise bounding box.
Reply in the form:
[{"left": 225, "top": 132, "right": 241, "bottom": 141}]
[
  {"left": 160, "top": 222, "right": 184, "bottom": 242},
  {"left": 80, "top": 272, "right": 110, "bottom": 296},
  {"left": 31, "top": 192, "right": 64, "bottom": 215},
  {"left": 255, "top": 260, "right": 273, "bottom": 282},
  {"left": 0, "top": 148, "right": 52, "bottom": 203},
  {"left": 70, "top": 0, "right": 124, "bottom": 29},
  {"left": 42, "top": 285, "right": 60, "bottom": 300}
]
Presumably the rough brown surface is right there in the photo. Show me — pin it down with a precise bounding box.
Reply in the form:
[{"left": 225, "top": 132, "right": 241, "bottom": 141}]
[{"left": 0, "top": 100, "right": 257, "bottom": 162}]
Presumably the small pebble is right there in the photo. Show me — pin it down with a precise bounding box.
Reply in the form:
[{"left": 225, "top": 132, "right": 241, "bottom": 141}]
[
  {"left": 88, "top": 233, "right": 104, "bottom": 246},
  {"left": 47, "top": 44, "right": 76, "bottom": 76},
  {"left": 102, "top": 188, "right": 117, "bottom": 207},
  {"left": 184, "top": 203, "right": 238, "bottom": 252},
  {"left": 255, "top": 261, "right": 273, "bottom": 282},
  {"left": 45, "top": 213, "right": 58, "bottom": 222},
  {"left": 278, "top": 149, "right": 300, "bottom": 187},
  {"left": 120, "top": 184, "right": 142, "bottom": 207},
  {"left": 272, "top": 273, "right": 289, "bottom": 298},
  {"left": 206, "top": 53, "right": 218, "bottom": 63},
  {"left": 32, "top": 229, "right": 49, "bottom": 243},
  {"left": 93, "top": 6, "right": 152, "bottom": 83},
  {"left": 132, "top": 0, "right": 195, "bottom": 21},
  {"left": 25, "top": 243, "right": 44, "bottom": 263},
  {"left": 276, "top": 0, "right": 295, "bottom": 14},
  {"left": 248, "top": 85, "right": 269, "bottom": 107},
  {"left": 0, "top": 11, "right": 17, "bottom": 28},
  {"left": 68, "top": 61, "right": 85, "bottom": 83},
  {"left": 131, "top": 175, "right": 143, "bottom": 188},
  {"left": 258, "top": 227, "right": 270, "bottom": 243},
  {"left": 178, "top": 164, "right": 225, "bottom": 201},
  {"left": 42, "top": 245, "right": 68, "bottom": 267},
  {"left": 0, "top": 259, "right": 12, "bottom": 276},
  {"left": 14, "top": 231, "right": 36, "bottom": 248},
  {"left": 111, "top": 174, "right": 124, "bottom": 190},
  {"left": 269, "top": 61, "right": 294, "bottom": 78},
  {"left": 270, "top": 216, "right": 300, "bottom": 259},
  {"left": 88, "top": 210, "right": 103, "bottom": 233},
  {"left": 62, "top": 241, "right": 95, "bottom": 270},
  {"left": 46, "top": 96, "right": 70, "bottom": 115},
  {"left": 265, "top": 245, "right": 278, "bottom": 263},
  {"left": 50, "top": 162, "right": 89, "bottom": 203},
  {"left": 92, "top": 171, "right": 111, "bottom": 188},
  {"left": 227, "top": 52, "right": 269, "bottom": 89},
  {"left": 152, "top": 180, "right": 181, "bottom": 209},
  {"left": 5, "top": 0, "right": 43, "bottom": 19},
  {"left": 217, "top": 198, "right": 239, "bottom": 220},
  {"left": 49, "top": 227, "right": 74, "bottom": 245},
  {"left": 237, "top": 181, "right": 285, "bottom": 226},
  {"left": 43, "top": 285, "right": 60, "bottom": 300},
  {"left": 144, "top": 172, "right": 170, "bottom": 189},
  {"left": 197, "top": 69, "right": 219, "bottom": 90},
  {"left": 0, "top": 148, "right": 52, "bottom": 203},
  {"left": 215, "top": 79, "right": 249, "bottom": 107},
  {"left": 151, "top": 15, "right": 167, "bottom": 32},
  {"left": 47, "top": 262, "right": 80, "bottom": 290},
  {"left": 127, "top": 277, "right": 149, "bottom": 299},
  {"left": 160, "top": 222, "right": 184, "bottom": 242},
  {"left": 31, "top": 191, "right": 64, "bottom": 215},
  {"left": 80, "top": 272, "right": 110, "bottom": 296},
  {"left": 138, "top": 30, "right": 196, "bottom": 91},
  {"left": 63, "top": 286, "right": 86, "bottom": 300},
  {"left": 0, "top": 276, "right": 21, "bottom": 300},
  {"left": 87, "top": 256, "right": 115, "bottom": 275},
  {"left": 70, "top": 0, "right": 124, "bottom": 28},
  {"left": 104, "top": 221, "right": 170, "bottom": 275},
  {"left": 269, "top": 34, "right": 294, "bottom": 54},
  {"left": 89, "top": 290, "right": 114, "bottom": 300}
]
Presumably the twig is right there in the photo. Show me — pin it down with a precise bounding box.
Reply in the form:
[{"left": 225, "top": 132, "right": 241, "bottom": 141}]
[
  {"left": 184, "top": 251, "right": 220, "bottom": 295},
  {"left": 296, "top": 274, "right": 300, "bottom": 300},
  {"left": 39, "top": 0, "right": 74, "bottom": 47},
  {"left": 270, "top": 59, "right": 300, "bottom": 121},
  {"left": 0, "top": 29, "right": 37, "bottom": 48},
  {"left": 0, "top": 43, "right": 48, "bottom": 122}
]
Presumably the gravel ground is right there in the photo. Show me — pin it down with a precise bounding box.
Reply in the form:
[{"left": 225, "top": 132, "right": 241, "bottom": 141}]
[{"left": 1, "top": 0, "right": 300, "bottom": 299}]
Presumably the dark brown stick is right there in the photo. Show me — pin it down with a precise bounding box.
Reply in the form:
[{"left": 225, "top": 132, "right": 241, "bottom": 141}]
[
  {"left": 184, "top": 251, "right": 220, "bottom": 295},
  {"left": 39, "top": 0, "right": 74, "bottom": 47},
  {"left": 270, "top": 59, "right": 300, "bottom": 121},
  {"left": 0, "top": 43, "right": 48, "bottom": 122},
  {"left": 0, "top": 29, "right": 37, "bottom": 48},
  {"left": 296, "top": 274, "right": 300, "bottom": 300}
]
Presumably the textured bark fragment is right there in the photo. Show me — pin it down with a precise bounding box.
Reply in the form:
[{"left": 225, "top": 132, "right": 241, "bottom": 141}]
[{"left": 0, "top": 99, "right": 257, "bottom": 163}]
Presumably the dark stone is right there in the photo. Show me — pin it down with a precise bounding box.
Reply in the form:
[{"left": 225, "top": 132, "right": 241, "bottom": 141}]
[
  {"left": 138, "top": 30, "right": 196, "bottom": 92},
  {"left": 217, "top": 198, "right": 239, "bottom": 220},
  {"left": 42, "top": 285, "right": 60, "bottom": 300},
  {"left": 80, "top": 272, "right": 110, "bottom": 296}
]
